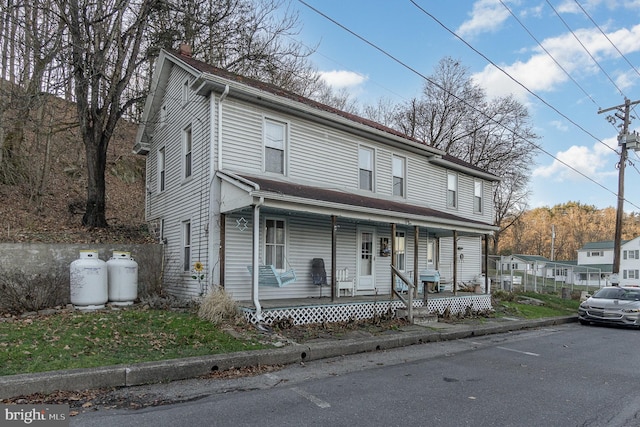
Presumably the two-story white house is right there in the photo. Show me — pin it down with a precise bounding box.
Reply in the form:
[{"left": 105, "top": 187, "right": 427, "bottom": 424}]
[
  {"left": 576, "top": 239, "right": 640, "bottom": 286},
  {"left": 134, "top": 47, "right": 499, "bottom": 324}
]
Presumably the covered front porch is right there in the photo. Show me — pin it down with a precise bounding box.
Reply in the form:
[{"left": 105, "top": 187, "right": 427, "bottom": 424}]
[{"left": 238, "top": 292, "right": 492, "bottom": 325}]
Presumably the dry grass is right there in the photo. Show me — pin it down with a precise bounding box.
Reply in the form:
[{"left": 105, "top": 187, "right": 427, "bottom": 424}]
[{"left": 197, "top": 289, "right": 241, "bottom": 325}]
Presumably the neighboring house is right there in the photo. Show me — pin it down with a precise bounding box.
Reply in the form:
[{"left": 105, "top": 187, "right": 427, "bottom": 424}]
[
  {"left": 134, "top": 47, "right": 499, "bottom": 323},
  {"left": 577, "top": 239, "right": 640, "bottom": 286}
]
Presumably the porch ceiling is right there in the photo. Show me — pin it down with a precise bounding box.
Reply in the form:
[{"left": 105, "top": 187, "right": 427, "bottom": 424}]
[{"left": 218, "top": 171, "right": 497, "bottom": 235}]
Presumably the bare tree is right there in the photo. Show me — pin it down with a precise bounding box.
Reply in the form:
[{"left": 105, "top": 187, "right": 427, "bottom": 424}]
[{"left": 60, "top": 0, "right": 157, "bottom": 227}]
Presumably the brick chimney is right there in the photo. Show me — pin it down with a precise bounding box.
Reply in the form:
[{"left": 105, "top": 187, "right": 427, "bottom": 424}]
[{"left": 178, "top": 44, "right": 192, "bottom": 57}]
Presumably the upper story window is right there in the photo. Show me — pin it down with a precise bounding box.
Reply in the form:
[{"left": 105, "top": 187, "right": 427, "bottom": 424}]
[
  {"left": 265, "top": 218, "right": 286, "bottom": 270},
  {"left": 264, "top": 119, "right": 286, "bottom": 174},
  {"left": 182, "top": 220, "right": 191, "bottom": 272},
  {"left": 359, "top": 146, "right": 374, "bottom": 191},
  {"left": 587, "top": 251, "right": 603, "bottom": 257},
  {"left": 392, "top": 156, "right": 405, "bottom": 197},
  {"left": 182, "top": 79, "right": 190, "bottom": 105},
  {"left": 183, "top": 125, "right": 192, "bottom": 179},
  {"left": 447, "top": 172, "right": 457, "bottom": 208},
  {"left": 474, "top": 180, "right": 483, "bottom": 213},
  {"left": 157, "top": 146, "right": 165, "bottom": 192},
  {"left": 624, "top": 269, "right": 640, "bottom": 279},
  {"left": 160, "top": 104, "right": 167, "bottom": 128},
  {"left": 624, "top": 250, "right": 640, "bottom": 260}
]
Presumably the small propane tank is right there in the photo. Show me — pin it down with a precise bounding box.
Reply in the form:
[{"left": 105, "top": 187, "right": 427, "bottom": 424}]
[
  {"left": 70, "top": 250, "right": 108, "bottom": 310},
  {"left": 107, "top": 251, "right": 138, "bottom": 306}
]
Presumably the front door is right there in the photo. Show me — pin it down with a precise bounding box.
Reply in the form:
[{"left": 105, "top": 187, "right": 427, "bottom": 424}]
[{"left": 357, "top": 227, "right": 375, "bottom": 291}]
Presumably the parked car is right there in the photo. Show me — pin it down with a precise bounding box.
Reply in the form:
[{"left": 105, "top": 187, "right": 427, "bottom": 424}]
[{"left": 578, "top": 286, "right": 640, "bottom": 327}]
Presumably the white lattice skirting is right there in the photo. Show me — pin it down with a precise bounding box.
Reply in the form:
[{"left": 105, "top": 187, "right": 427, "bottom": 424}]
[{"left": 241, "top": 295, "right": 492, "bottom": 325}]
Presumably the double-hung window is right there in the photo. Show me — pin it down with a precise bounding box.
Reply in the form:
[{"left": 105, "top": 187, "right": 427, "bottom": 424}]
[
  {"left": 182, "top": 79, "right": 190, "bottom": 106},
  {"left": 265, "top": 119, "right": 286, "bottom": 174},
  {"left": 265, "top": 219, "right": 286, "bottom": 270},
  {"left": 359, "top": 146, "right": 374, "bottom": 191},
  {"left": 624, "top": 250, "right": 640, "bottom": 259},
  {"left": 474, "top": 180, "right": 483, "bottom": 213},
  {"left": 624, "top": 270, "right": 640, "bottom": 280},
  {"left": 183, "top": 125, "right": 192, "bottom": 179},
  {"left": 447, "top": 172, "right": 457, "bottom": 208},
  {"left": 157, "top": 146, "right": 165, "bottom": 192},
  {"left": 392, "top": 156, "right": 405, "bottom": 197},
  {"left": 183, "top": 220, "right": 191, "bottom": 272}
]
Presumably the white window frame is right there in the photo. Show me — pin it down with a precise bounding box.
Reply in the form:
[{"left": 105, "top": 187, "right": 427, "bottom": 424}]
[
  {"left": 474, "top": 180, "right": 483, "bottom": 213},
  {"left": 264, "top": 118, "right": 287, "bottom": 175},
  {"left": 623, "top": 250, "right": 639, "bottom": 260},
  {"left": 624, "top": 270, "right": 640, "bottom": 280},
  {"left": 183, "top": 124, "right": 192, "bottom": 179},
  {"left": 159, "top": 104, "right": 167, "bottom": 128},
  {"left": 182, "top": 78, "right": 190, "bottom": 106},
  {"left": 157, "top": 146, "right": 165, "bottom": 192},
  {"left": 447, "top": 172, "right": 458, "bottom": 208},
  {"left": 264, "top": 218, "right": 287, "bottom": 270},
  {"left": 182, "top": 220, "right": 191, "bottom": 272},
  {"left": 392, "top": 155, "right": 406, "bottom": 197},
  {"left": 359, "top": 146, "right": 374, "bottom": 191}
]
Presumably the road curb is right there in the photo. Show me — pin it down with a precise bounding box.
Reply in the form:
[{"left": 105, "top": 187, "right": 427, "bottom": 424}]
[{"left": 0, "top": 316, "right": 577, "bottom": 400}]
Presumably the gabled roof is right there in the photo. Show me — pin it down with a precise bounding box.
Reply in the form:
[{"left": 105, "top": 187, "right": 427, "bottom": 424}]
[
  {"left": 578, "top": 240, "right": 628, "bottom": 251},
  {"left": 138, "top": 49, "right": 499, "bottom": 182},
  {"left": 508, "top": 254, "right": 550, "bottom": 263}
]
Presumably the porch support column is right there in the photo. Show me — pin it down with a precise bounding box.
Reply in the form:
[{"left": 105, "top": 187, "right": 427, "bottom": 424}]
[
  {"left": 484, "top": 234, "right": 489, "bottom": 294},
  {"left": 453, "top": 230, "right": 458, "bottom": 295},
  {"left": 391, "top": 223, "right": 396, "bottom": 299},
  {"left": 413, "top": 225, "right": 419, "bottom": 300},
  {"left": 331, "top": 215, "right": 337, "bottom": 302},
  {"left": 251, "top": 201, "right": 263, "bottom": 321}
]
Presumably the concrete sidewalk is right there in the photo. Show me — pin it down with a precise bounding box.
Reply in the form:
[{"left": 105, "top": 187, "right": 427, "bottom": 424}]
[{"left": 0, "top": 316, "right": 577, "bottom": 400}]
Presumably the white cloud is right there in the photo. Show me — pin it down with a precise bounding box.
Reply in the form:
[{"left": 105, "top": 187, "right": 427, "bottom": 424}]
[
  {"left": 532, "top": 137, "right": 617, "bottom": 181},
  {"left": 471, "top": 24, "right": 640, "bottom": 101},
  {"left": 457, "top": 0, "right": 511, "bottom": 38},
  {"left": 319, "top": 70, "right": 367, "bottom": 89},
  {"left": 550, "top": 120, "right": 569, "bottom": 132}
]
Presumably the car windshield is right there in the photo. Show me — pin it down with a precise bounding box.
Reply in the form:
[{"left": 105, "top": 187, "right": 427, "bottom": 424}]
[{"left": 593, "top": 287, "right": 640, "bottom": 301}]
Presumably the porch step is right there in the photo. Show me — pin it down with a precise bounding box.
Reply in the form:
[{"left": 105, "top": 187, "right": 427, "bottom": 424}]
[{"left": 396, "top": 306, "right": 438, "bottom": 325}]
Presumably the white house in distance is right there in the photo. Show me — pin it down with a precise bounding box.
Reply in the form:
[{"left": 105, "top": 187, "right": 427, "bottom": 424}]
[
  {"left": 133, "top": 46, "right": 499, "bottom": 324},
  {"left": 577, "top": 239, "right": 640, "bottom": 286}
]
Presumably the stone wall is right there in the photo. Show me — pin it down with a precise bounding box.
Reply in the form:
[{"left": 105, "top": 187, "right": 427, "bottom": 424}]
[{"left": 0, "top": 243, "right": 164, "bottom": 305}]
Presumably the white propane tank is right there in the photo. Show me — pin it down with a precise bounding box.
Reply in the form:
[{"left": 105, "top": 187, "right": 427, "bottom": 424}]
[
  {"left": 107, "top": 251, "right": 138, "bottom": 306},
  {"left": 70, "top": 250, "right": 108, "bottom": 309}
]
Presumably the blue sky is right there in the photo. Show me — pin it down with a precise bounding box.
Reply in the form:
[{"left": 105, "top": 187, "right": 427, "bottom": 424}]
[{"left": 284, "top": 0, "right": 640, "bottom": 212}]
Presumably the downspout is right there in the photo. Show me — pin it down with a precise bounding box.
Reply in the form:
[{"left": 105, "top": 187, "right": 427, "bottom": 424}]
[
  {"left": 206, "top": 85, "right": 229, "bottom": 292},
  {"left": 252, "top": 197, "right": 265, "bottom": 321},
  {"left": 217, "top": 85, "right": 229, "bottom": 171}
]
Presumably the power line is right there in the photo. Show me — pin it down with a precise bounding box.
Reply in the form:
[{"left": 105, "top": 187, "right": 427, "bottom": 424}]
[
  {"left": 409, "top": 0, "right": 618, "bottom": 157},
  {"left": 498, "top": 0, "right": 600, "bottom": 109},
  {"left": 545, "top": 0, "right": 625, "bottom": 98},
  {"left": 295, "top": 0, "right": 640, "bottom": 210}
]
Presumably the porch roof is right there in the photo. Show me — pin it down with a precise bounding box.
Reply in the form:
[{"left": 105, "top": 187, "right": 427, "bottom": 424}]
[{"left": 218, "top": 170, "right": 497, "bottom": 235}]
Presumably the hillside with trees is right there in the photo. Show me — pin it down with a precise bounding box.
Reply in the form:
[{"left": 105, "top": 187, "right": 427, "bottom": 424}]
[{"left": 497, "top": 201, "right": 640, "bottom": 261}]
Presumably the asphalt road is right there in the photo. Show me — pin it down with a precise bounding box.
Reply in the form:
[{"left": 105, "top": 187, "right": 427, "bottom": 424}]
[{"left": 71, "top": 322, "right": 640, "bottom": 427}]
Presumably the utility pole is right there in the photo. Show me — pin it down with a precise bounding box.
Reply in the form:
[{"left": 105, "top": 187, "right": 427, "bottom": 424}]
[{"left": 598, "top": 98, "right": 640, "bottom": 281}]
